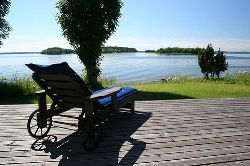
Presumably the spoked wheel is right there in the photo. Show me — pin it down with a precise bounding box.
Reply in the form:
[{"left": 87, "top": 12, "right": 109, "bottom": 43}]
[
  {"left": 27, "top": 109, "right": 52, "bottom": 139},
  {"left": 81, "top": 117, "right": 102, "bottom": 152}
]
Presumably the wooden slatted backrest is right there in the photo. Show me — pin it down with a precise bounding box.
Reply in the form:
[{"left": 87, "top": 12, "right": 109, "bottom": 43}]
[{"left": 26, "top": 62, "right": 93, "bottom": 110}]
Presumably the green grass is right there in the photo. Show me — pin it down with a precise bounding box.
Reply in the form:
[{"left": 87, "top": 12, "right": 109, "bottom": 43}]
[
  {"left": 131, "top": 73, "right": 250, "bottom": 100},
  {"left": 130, "top": 79, "right": 250, "bottom": 100},
  {"left": 0, "top": 76, "right": 39, "bottom": 104},
  {"left": 0, "top": 73, "right": 250, "bottom": 104}
]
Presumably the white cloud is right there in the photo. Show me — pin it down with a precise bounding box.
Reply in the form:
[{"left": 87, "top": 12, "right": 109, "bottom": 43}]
[{"left": 106, "top": 36, "right": 250, "bottom": 52}]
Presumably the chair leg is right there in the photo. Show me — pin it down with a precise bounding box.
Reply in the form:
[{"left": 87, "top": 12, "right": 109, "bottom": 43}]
[
  {"left": 130, "top": 101, "right": 135, "bottom": 114},
  {"left": 110, "top": 94, "right": 118, "bottom": 116},
  {"left": 36, "top": 90, "right": 47, "bottom": 112}
]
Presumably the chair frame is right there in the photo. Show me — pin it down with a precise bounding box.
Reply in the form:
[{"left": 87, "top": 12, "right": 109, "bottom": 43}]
[{"left": 26, "top": 66, "right": 139, "bottom": 151}]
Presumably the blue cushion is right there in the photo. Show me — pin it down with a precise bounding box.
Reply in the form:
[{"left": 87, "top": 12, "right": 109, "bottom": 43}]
[{"left": 94, "top": 87, "right": 137, "bottom": 106}]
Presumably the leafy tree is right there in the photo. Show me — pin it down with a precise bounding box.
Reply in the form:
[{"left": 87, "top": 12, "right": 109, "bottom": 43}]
[
  {"left": 0, "top": 0, "right": 11, "bottom": 46},
  {"left": 56, "top": 0, "right": 122, "bottom": 89},
  {"left": 198, "top": 44, "right": 215, "bottom": 79},
  {"left": 214, "top": 48, "right": 228, "bottom": 79},
  {"left": 198, "top": 48, "right": 208, "bottom": 79},
  {"left": 198, "top": 44, "right": 228, "bottom": 79}
]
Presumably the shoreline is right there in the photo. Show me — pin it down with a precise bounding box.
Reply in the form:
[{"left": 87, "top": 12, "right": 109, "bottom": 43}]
[{"left": 1, "top": 51, "right": 250, "bottom": 55}]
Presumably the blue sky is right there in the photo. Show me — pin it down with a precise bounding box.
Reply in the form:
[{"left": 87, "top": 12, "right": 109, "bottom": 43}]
[{"left": 1, "top": 0, "right": 250, "bottom": 52}]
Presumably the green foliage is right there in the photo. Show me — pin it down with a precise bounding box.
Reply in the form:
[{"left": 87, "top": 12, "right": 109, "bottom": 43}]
[
  {"left": 214, "top": 49, "right": 228, "bottom": 79},
  {"left": 98, "top": 76, "right": 118, "bottom": 87},
  {"left": 198, "top": 44, "right": 228, "bottom": 79},
  {"left": 145, "top": 50, "right": 156, "bottom": 53},
  {"left": 40, "top": 46, "right": 136, "bottom": 55},
  {"left": 224, "top": 72, "right": 250, "bottom": 85},
  {"left": 41, "top": 47, "right": 74, "bottom": 55},
  {"left": 81, "top": 71, "right": 118, "bottom": 90},
  {"left": 0, "top": 0, "right": 11, "bottom": 45},
  {"left": 157, "top": 47, "right": 202, "bottom": 54},
  {"left": 56, "top": 0, "right": 122, "bottom": 89},
  {"left": 102, "top": 46, "right": 137, "bottom": 53},
  {"left": 198, "top": 44, "right": 215, "bottom": 79},
  {"left": 198, "top": 49, "right": 207, "bottom": 77},
  {"left": 0, "top": 76, "right": 39, "bottom": 99}
]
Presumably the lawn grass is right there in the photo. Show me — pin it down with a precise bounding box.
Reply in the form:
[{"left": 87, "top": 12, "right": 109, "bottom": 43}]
[
  {"left": 130, "top": 80, "right": 250, "bottom": 100},
  {"left": 0, "top": 73, "right": 249, "bottom": 104}
]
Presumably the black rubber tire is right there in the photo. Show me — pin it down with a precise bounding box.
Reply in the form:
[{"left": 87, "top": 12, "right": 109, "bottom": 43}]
[{"left": 27, "top": 109, "right": 52, "bottom": 139}]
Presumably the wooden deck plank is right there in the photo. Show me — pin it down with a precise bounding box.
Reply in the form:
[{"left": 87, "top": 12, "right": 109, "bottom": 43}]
[{"left": 0, "top": 98, "right": 250, "bottom": 165}]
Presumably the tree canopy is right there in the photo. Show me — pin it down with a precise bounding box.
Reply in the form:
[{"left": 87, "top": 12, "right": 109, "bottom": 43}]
[
  {"left": 56, "top": 0, "right": 122, "bottom": 89},
  {"left": 198, "top": 44, "right": 228, "bottom": 79},
  {"left": 214, "top": 49, "right": 228, "bottom": 79},
  {"left": 0, "top": 0, "right": 11, "bottom": 46}
]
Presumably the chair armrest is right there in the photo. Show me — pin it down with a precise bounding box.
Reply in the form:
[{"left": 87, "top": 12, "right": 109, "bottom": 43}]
[
  {"left": 89, "top": 87, "right": 122, "bottom": 100},
  {"left": 35, "top": 90, "right": 46, "bottom": 95}
]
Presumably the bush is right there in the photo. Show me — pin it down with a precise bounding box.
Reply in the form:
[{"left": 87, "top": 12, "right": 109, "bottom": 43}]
[
  {"left": 198, "top": 44, "right": 228, "bottom": 79},
  {"left": 198, "top": 44, "right": 214, "bottom": 79},
  {"left": 214, "top": 49, "right": 228, "bottom": 79}
]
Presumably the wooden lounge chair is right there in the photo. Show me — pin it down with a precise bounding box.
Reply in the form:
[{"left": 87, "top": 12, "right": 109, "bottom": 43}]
[{"left": 25, "top": 62, "right": 139, "bottom": 151}]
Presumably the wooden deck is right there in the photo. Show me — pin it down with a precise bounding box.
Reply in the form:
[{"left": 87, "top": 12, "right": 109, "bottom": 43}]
[{"left": 0, "top": 98, "right": 250, "bottom": 165}]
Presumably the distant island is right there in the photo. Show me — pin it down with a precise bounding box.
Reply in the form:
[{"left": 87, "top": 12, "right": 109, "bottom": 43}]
[
  {"left": 145, "top": 50, "right": 156, "bottom": 53},
  {"left": 1, "top": 47, "right": 249, "bottom": 55},
  {"left": 145, "top": 47, "right": 250, "bottom": 55},
  {"left": 41, "top": 47, "right": 74, "bottom": 55},
  {"left": 40, "top": 46, "right": 137, "bottom": 55},
  {"left": 146, "top": 47, "right": 202, "bottom": 55},
  {"left": 102, "top": 46, "right": 137, "bottom": 53}
]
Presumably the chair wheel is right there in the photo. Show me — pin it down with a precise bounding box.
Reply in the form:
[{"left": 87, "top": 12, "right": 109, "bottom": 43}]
[
  {"left": 27, "top": 109, "right": 52, "bottom": 139},
  {"left": 81, "top": 117, "right": 102, "bottom": 152}
]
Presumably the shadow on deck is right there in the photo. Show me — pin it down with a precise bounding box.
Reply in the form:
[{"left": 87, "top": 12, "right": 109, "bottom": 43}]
[{"left": 31, "top": 110, "right": 152, "bottom": 165}]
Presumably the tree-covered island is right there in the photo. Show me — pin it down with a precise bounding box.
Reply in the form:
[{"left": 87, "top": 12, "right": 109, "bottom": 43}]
[
  {"left": 41, "top": 46, "right": 137, "bottom": 55},
  {"left": 41, "top": 47, "right": 74, "bottom": 55},
  {"left": 102, "top": 46, "right": 137, "bottom": 53},
  {"left": 146, "top": 47, "right": 203, "bottom": 55}
]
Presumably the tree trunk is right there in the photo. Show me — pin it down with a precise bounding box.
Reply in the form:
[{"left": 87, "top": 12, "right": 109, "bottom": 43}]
[
  {"left": 205, "top": 73, "right": 209, "bottom": 79},
  {"left": 216, "top": 71, "right": 220, "bottom": 79},
  {"left": 77, "top": 46, "right": 102, "bottom": 90},
  {"left": 86, "top": 65, "right": 101, "bottom": 90}
]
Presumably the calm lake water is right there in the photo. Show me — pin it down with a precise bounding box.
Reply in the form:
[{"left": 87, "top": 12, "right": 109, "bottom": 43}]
[{"left": 0, "top": 52, "right": 250, "bottom": 83}]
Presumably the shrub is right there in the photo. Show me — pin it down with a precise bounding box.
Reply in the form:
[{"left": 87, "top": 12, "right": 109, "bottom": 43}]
[
  {"left": 214, "top": 49, "right": 228, "bottom": 79},
  {"left": 198, "top": 44, "right": 214, "bottom": 79},
  {"left": 198, "top": 44, "right": 228, "bottom": 79}
]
